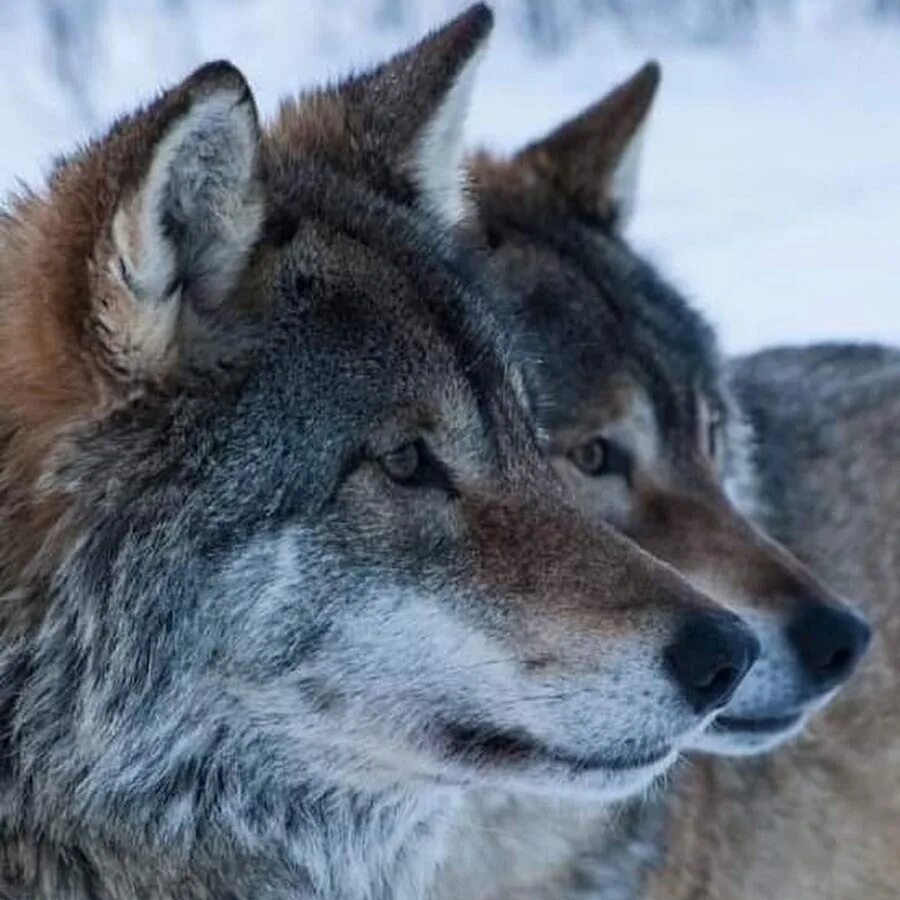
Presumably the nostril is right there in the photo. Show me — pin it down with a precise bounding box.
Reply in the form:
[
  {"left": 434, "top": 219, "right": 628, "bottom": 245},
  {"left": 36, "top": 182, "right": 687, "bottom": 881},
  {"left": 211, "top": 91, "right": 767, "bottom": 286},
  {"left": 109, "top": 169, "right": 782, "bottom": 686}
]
[
  {"left": 665, "top": 611, "right": 759, "bottom": 716},
  {"left": 824, "top": 646, "right": 853, "bottom": 678},
  {"left": 788, "top": 603, "right": 871, "bottom": 690},
  {"left": 705, "top": 664, "right": 740, "bottom": 697}
]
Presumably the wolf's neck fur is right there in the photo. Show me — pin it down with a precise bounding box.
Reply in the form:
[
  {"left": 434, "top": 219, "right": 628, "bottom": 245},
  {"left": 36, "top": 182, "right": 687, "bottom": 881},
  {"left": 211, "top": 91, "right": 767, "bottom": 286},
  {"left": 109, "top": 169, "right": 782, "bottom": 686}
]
[
  {"left": 438, "top": 789, "right": 667, "bottom": 900},
  {"left": 0, "top": 750, "right": 459, "bottom": 900}
]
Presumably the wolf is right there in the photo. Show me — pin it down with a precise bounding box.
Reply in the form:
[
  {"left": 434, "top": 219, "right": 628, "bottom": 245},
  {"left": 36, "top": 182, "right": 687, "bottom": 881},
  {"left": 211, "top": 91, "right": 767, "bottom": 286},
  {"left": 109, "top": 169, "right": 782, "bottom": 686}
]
[
  {"left": 0, "top": 8, "right": 760, "bottom": 899},
  {"left": 628, "top": 348, "right": 900, "bottom": 900},
  {"left": 466, "top": 63, "right": 871, "bottom": 755},
  {"left": 436, "top": 65, "right": 886, "bottom": 899}
]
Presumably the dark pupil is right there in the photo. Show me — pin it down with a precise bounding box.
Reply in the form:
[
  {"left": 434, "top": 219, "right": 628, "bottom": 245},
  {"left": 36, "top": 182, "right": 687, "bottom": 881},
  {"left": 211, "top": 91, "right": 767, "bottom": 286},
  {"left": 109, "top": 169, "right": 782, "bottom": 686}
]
[
  {"left": 708, "top": 423, "right": 718, "bottom": 458},
  {"left": 574, "top": 438, "right": 608, "bottom": 475},
  {"left": 383, "top": 443, "right": 420, "bottom": 482}
]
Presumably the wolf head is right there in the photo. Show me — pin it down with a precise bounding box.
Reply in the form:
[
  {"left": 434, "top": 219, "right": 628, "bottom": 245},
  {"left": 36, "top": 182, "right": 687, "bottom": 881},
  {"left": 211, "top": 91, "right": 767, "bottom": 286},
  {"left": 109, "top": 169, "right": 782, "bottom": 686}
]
[
  {"left": 0, "top": 8, "right": 757, "bottom": 867},
  {"left": 470, "top": 62, "right": 870, "bottom": 757}
]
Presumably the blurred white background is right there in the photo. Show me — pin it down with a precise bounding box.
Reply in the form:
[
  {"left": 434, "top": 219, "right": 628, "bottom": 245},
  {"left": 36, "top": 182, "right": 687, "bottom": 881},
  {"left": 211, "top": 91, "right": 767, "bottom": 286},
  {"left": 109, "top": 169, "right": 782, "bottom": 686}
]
[{"left": 1, "top": 0, "right": 898, "bottom": 353}]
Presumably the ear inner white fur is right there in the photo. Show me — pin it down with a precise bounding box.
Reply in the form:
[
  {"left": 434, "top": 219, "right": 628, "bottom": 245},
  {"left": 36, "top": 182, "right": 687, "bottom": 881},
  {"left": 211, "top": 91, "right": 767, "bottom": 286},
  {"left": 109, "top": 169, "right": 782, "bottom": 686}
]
[
  {"left": 110, "top": 86, "right": 262, "bottom": 365},
  {"left": 609, "top": 120, "right": 646, "bottom": 231},
  {"left": 406, "top": 44, "right": 487, "bottom": 229}
]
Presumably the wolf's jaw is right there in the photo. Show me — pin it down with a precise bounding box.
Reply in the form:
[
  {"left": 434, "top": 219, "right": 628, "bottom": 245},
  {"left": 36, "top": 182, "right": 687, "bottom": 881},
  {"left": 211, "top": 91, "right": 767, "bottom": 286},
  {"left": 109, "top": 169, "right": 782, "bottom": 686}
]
[{"left": 433, "top": 720, "right": 684, "bottom": 800}]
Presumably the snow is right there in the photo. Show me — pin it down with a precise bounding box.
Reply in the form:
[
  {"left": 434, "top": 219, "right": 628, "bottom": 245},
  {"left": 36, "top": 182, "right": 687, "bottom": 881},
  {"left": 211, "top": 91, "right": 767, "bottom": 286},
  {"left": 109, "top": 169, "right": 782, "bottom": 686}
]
[{"left": 1, "top": 1, "right": 897, "bottom": 353}]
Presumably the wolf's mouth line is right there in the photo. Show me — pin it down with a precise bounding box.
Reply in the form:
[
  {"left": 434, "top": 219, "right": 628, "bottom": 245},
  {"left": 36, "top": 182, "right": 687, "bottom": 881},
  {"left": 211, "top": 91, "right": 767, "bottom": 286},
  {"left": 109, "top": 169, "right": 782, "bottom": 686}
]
[
  {"left": 713, "top": 711, "right": 804, "bottom": 735},
  {"left": 442, "top": 724, "right": 672, "bottom": 773}
]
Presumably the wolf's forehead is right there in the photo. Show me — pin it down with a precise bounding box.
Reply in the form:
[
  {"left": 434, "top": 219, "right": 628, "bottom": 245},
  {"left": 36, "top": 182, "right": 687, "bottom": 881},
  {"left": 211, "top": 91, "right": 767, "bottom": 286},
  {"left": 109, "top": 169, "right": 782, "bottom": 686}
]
[
  {"left": 255, "top": 227, "right": 509, "bottom": 432},
  {"left": 501, "top": 231, "right": 725, "bottom": 442},
  {"left": 547, "top": 375, "right": 659, "bottom": 455}
]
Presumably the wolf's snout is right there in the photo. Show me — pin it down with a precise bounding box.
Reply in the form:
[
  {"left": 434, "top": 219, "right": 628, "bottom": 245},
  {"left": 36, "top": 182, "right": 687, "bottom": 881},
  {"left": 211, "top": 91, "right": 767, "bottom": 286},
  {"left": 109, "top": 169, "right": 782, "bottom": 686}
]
[
  {"left": 788, "top": 603, "right": 871, "bottom": 690},
  {"left": 665, "top": 611, "right": 760, "bottom": 715}
]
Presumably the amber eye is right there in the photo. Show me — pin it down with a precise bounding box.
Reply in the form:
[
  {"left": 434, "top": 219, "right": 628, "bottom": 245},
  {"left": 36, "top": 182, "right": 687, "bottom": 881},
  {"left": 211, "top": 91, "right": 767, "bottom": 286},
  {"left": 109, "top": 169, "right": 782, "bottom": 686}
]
[
  {"left": 380, "top": 442, "right": 421, "bottom": 483},
  {"left": 376, "top": 440, "right": 458, "bottom": 495},
  {"left": 569, "top": 436, "right": 634, "bottom": 482},
  {"left": 569, "top": 437, "right": 610, "bottom": 476}
]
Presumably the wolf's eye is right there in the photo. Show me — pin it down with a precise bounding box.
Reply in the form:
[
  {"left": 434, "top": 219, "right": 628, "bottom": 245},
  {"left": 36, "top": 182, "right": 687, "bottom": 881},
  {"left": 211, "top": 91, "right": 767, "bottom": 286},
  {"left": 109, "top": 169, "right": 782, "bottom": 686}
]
[
  {"left": 378, "top": 440, "right": 458, "bottom": 495},
  {"left": 569, "top": 437, "right": 633, "bottom": 482},
  {"left": 380, "top": 442, "right": 421, "bottom": 483},
  {"left": 570, "top": 437, "right": 609, "bottom": 476}
]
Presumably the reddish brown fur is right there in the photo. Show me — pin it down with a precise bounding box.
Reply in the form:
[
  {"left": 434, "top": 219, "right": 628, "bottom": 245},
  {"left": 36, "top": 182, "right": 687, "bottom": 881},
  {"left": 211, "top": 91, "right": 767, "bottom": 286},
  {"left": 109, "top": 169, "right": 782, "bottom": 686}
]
[
  {"left": 462, "top": 490, "right": 717, "bottom": 659},
  {"left": 632, "top": 472, "right": 834, "bottom": 615},
  {"left": 0, "top": 63, "right": 252, "bottom": 635}
]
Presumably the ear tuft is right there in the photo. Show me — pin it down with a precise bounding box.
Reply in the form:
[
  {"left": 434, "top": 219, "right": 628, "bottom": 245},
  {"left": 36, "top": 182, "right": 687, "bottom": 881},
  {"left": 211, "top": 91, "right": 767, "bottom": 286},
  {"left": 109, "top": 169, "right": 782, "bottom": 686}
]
[
  {"left": 514, "top": 61, "right": 661, "bottom": 230},
  {"left": 107, "top": 62, "right": 263, "bottom": 370}
]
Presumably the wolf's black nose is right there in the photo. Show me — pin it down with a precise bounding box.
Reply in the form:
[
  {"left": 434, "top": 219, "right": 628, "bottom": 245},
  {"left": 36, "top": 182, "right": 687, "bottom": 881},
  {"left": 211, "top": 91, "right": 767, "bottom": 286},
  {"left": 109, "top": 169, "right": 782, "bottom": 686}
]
[
  {"left": 788, "top": 603, "right": 871, "bottom": 690},
  {"left": 665, "top": 611, "right": 760, "bottom": 715}
]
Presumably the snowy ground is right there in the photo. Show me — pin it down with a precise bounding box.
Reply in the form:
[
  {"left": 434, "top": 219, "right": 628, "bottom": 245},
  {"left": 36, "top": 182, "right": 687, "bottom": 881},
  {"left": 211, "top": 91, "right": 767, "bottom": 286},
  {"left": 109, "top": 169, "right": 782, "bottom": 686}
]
[{"left": 0, "top": 1, "right": 897, "bottom": 353}]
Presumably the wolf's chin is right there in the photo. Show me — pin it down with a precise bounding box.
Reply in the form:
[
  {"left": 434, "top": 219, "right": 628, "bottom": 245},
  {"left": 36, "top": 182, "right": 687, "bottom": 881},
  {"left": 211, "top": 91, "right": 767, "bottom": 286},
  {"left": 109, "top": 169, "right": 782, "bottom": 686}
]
[
  {"left": 484, "top": 748, "right": 678, "bottom": 802},
  {"left": 689, "top": 710, "right": 808, "bottom": 756},
  {"left": 691, "top": 683, "right": 842, "bottom": 756},
  {"left": 570, "top": 749, "right": 678, "bottom": 801}
]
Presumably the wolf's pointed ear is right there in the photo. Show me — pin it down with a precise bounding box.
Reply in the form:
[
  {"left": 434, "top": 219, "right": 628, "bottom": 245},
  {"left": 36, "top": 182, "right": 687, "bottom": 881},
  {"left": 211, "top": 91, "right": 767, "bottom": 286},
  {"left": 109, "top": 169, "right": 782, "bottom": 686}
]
[
  {"left": 273, "top": 4, "right": 492, "bottom": 228},
  {"left": 360, "top": 2, "right": 492, "bottom": 226},
  {"left": 514, "top": 61, "right": 660, "bottom": 229},
  {"left": 106, "top": 61, "right": 263, "bottom": 372}
]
